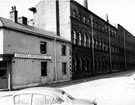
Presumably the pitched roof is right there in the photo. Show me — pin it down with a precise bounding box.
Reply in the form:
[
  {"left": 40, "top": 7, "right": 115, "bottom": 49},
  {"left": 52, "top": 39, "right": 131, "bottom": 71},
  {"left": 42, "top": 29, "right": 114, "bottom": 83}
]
[{"left": 0, "top": 17, "right": 70, "bottom": 43}]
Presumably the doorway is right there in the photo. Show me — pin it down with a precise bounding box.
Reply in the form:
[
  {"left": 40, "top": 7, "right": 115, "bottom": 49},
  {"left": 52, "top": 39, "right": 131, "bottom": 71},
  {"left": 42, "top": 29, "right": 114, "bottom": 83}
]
[{"left": 0, "top": 62, "right": 8, "bottom": 89}]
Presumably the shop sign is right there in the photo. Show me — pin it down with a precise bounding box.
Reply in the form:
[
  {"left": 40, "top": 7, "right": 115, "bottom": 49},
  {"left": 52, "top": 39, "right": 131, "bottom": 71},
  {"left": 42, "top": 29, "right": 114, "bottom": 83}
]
[{"left": 14, "top": 53, "right": 52, "bottom": 60}]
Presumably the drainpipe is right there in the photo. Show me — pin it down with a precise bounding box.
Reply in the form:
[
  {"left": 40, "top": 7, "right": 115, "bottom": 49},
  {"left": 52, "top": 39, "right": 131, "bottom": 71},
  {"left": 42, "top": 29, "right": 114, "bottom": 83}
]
[
  {"left": 8, "top": 73, "right": 11, "bottom": 90},
  {"left": 7, "top": 57, "right": 12, "bottom": 91},
  {"left": 108, "top": 23, "right": 112, "bottom": 72},
  {"left": 7, "top": 47, "right": 12, "bottom": 90},
  {"left": 54, "top": 38, "right": 57, "bottom": 82},
  {"left": 91, "top": 14, "right": 95, "bottom": 75},
  {"left": 124, "top": 30, "right": 127, "bottom": 70}
]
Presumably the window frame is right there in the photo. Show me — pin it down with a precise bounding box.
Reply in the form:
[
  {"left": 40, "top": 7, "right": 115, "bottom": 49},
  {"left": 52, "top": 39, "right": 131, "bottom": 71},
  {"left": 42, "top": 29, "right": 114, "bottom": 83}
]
[
  {"left": 40, "top": 41, "right": 47, "bottom": 54},
  {"left": 62, "top": 62, "right": 67, "bottom": 75},
  {"left": 61, "top": 45, "right": 66, "bottom": 56}
]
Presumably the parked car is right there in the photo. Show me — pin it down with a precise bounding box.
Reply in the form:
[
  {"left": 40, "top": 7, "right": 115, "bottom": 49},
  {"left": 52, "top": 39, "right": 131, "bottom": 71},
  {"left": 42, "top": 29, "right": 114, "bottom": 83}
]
[{"left": 0, "top": 87, "right": 97, "bottom": 105}]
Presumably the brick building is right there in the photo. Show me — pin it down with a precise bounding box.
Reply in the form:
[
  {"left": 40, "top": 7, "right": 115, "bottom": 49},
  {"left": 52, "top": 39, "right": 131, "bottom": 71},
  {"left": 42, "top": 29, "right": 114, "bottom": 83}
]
[{"left": 29, "top": 0, "right": 135, "bottom": 79}]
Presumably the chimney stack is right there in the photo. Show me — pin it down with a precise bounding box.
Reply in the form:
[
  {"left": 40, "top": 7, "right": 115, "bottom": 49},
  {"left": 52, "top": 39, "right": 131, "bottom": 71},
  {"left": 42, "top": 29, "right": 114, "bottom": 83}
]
[
  {"left": 10, "top": 6, "right": 18, "bottom": 23},
  {"left": 18, "top": 16, "right": 28, "bottom": 25},
  {"left": 83, "top": 0, "right": 88, "bottom": 9}
]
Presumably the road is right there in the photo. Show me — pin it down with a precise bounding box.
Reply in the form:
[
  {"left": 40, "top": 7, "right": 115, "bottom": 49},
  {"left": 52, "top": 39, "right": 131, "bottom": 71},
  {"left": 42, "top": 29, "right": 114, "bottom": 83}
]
[
  {"left": 0, "top": 70, "right": 135, "bottom": 105},
  {"left": 60, "top": 70, "right": 135, "bottom": 105}
]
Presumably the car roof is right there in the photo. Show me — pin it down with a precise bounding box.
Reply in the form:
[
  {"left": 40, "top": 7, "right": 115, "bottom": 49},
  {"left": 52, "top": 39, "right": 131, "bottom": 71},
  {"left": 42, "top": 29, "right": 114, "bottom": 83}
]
[{"left": 14, "top": 87, "right": 64, "bottom": 97}]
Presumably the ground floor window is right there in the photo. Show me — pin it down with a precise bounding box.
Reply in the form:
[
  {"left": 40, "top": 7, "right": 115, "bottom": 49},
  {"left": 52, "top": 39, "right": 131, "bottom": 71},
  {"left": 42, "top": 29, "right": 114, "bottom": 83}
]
[
  {"left": 0, "top": 62, "right": 7, "bottom": 77},
  {"left": 41, "top": 62, "right": 47, "bottom": 76},
  {"left": 62, "top": 62, "right": 67, "bottom": 75}
]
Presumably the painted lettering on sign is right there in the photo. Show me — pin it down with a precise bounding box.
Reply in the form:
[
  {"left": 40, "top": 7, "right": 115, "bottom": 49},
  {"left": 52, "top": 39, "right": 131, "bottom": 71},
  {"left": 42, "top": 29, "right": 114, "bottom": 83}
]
[{"left": 14, "top": 53, "right": 52, "bottom": 60}]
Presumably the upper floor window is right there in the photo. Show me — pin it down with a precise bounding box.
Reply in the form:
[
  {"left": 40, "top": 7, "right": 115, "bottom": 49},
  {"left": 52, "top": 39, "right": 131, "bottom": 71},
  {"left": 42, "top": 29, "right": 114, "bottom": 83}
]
[
  {"left": 73, "top": 9, "right": 76, "bottom": 18},
  {"left": 94, "top": 38, "right": 98, "bottom": 49},
  {"left": 78, "top": 13, "right": 81, "bottom": 20},
  {"left": 99, "top": 40, "right": 102, "bottom": 50},
  {"left": 84, "top": 34, "right": 86, "bottom": 47},
  {"left": 87, "top": 18, "right": 90, "bottom": 25},
  {"left": 40, "top": 42, "right": 47, "bottom": 54},
  {"left": 83, "top": 16, "right": 86, "bottom": 23},
  {"left": 61, "top": 45, "right": 66, "bottom": 56},
  {"left": 73, "top": 31, "right": 76, "bottom": 44},
  {"left": 88, "top": 36, "right": 91, "bottom": 47},
  {"left": 79, "top": 33, "right": 82, "bottom": 46}
]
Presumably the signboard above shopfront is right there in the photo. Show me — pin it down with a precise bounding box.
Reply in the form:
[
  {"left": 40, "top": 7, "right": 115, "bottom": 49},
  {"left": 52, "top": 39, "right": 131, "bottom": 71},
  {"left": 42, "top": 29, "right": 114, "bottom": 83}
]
[{"left": 14, "top": 53, "right": 52, "bottom": 60}]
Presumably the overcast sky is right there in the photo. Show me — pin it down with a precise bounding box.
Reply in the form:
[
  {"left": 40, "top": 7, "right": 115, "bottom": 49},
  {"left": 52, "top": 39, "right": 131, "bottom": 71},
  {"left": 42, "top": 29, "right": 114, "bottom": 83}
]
[{"left": 0, "top": 0, "right": 135, "bottom": 35}]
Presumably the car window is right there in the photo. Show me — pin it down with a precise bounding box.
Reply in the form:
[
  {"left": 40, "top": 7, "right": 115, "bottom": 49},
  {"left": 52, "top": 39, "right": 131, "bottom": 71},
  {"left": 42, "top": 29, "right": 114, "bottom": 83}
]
[
  {"left": 52, "top": 97, "right": 64, "bottom": 105},
  {"left": 14, "top": 94, "right": 31, "bottom": 105},
  {"left": 32, "top": 94, "right": 54, "bottom": 105},
  {"left": 45, "top": 95, "right": 54, "bottom": 105},
  {"left": 32, "top": 94, "right": 45, "bottom": 105}
]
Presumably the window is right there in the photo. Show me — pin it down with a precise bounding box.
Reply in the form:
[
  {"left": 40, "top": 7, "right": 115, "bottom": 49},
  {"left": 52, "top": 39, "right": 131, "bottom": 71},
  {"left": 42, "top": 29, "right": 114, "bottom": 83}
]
[
  {"left": 32, "top": 94, "right": 53, "bottom": 105},
  {"left": 84, "top": 34, "right": 86, "bottom": 47},
  {"left": 41, "top": 62, "right": 47, "bottom": 76},
  {"left": 83, "top": 16, "right": 86, "bottom": 23},
  {"left": 53, "top": 98, "right": 64, "bottom": 104},
  {"left": 72, "top": 9, "right": 76, "bottom": 18},
  {"left": 93, "top": 37, "right": 95, "bottom": 48},
  {"left": 88, "top": 36, "right": 91, "bottom": 47},
  {"left": 46, "top": 95, "right": 54, "bottom": 105},
  {"left": 94, "top": 38, "right": 97, "bottom": 49},
  {"left": 32, "top": 94, "right": 45, "bottom": 105},
  {"left": 62, "top": 63, "right": 67, "bottom": 75},
  {"left": 61, "top": 45, "right": 66, "bottom": 56},
  {"left": 78, "top": 13, "right": 81, "bottom": 20},
  {"left": 102, "top": 41, "right": 105, "bottom": 51},
  {"left": 79, "top": 33, "right": 82, "bottom": 46},
  {"left": 73, "top": 31, "right": 76, "bottom": 44},
  {"left": 40, "top": 42, "right": 47, "bottom": 54},
  {"left": 87, "top": 18, "right": 90, "bottom": 25},
  {"left": 14, "top": 94, "right": 31, "bottom": 105},
  {"left": 99, "top": 40, "right": 101, "bottom": 50}
]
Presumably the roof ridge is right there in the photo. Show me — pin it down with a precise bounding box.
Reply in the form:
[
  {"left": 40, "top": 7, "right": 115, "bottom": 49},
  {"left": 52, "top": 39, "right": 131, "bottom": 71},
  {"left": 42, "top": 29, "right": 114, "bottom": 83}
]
[
  {"left": 0, "top": 17, "right": 70, "bottom": 43},
  {"left": 0, "top": 17, "right": 4, "bottom": 27}
]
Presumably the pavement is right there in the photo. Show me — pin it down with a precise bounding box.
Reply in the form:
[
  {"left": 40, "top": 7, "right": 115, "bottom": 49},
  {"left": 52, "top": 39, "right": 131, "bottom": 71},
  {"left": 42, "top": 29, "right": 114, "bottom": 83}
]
[
  {"left": 0, "top": 70, "right": 134, "bottom": 92},
  {"left": 44, "top": 70, "right": 135, "bottom": 88}
]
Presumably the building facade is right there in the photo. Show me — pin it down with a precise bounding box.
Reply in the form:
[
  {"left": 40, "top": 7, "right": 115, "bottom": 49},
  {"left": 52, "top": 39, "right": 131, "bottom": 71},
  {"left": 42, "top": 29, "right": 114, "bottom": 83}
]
[
  {"left": 0, "top": 7, "right": 71, "bottom": 90},
  {"left": 30, "top": 0, "right": 135, "bottom": 80}
]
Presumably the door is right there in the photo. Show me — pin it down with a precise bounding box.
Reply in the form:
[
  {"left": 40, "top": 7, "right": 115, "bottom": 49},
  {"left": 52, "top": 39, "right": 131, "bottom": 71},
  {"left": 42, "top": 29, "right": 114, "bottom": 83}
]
[{"left": 0, "top": 62, "right": 8, "bottom": 89}]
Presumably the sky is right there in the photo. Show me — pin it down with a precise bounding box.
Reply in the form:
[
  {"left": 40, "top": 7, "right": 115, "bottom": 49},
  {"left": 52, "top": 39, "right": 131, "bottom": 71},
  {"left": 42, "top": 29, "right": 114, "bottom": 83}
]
[{"left": 0, "top": 0, "right": 135, "bottom": 35}]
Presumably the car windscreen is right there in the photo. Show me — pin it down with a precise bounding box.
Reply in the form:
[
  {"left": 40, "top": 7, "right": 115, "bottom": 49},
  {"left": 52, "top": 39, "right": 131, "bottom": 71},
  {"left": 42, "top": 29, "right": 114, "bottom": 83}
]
[{"left": 62, "top": 91, "right": 75, "bottom": 101}]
